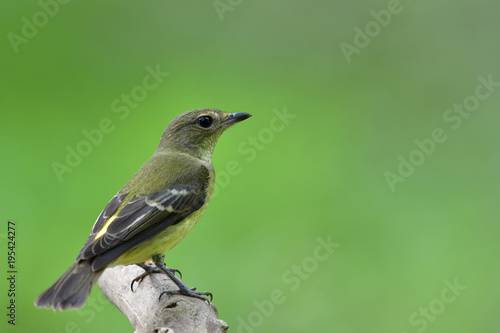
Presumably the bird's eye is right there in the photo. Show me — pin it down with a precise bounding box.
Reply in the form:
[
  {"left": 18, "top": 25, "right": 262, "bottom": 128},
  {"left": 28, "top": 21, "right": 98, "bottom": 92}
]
[{"left": 197, "top": 115, "right": 213, "bottom": 128}]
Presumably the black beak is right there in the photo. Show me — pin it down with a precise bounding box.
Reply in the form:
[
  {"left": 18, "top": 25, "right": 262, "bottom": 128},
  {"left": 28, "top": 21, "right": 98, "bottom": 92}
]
[{"left": 224, "top": 113, "right": 252, "bottom": 125}]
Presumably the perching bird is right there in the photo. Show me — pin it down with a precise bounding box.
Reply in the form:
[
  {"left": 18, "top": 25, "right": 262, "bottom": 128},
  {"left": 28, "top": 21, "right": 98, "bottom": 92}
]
[{"left": 35, "top": 109, "right": 251, "bottom": 310}]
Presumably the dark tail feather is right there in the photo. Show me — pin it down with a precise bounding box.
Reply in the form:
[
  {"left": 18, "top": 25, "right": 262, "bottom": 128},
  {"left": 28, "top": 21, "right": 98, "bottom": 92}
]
[{"left": 35, "top": 260, "right": 102, "bottom": 311}]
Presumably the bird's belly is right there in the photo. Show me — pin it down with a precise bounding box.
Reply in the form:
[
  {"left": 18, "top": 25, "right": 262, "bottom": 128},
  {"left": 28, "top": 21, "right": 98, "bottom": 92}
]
[{"left": 112, "top": 205, "right": 207, "bottom": 266}]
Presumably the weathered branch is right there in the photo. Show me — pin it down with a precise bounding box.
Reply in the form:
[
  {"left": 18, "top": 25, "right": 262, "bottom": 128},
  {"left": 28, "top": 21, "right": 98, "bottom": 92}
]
[{"left": 97, "top": 265, "right": 228, "bottom": 333}]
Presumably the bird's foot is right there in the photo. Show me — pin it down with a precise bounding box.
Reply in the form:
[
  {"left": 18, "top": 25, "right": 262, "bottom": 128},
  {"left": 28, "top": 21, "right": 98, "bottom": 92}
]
[
  {"left": 131, "top": 263, "right": 182, "bottom": 292},
  {"left": 151, "top": 254, "right": 212, "bottom": 304},
  {"left": 159, "top": 285, "right": 213, "bottom": 304}
]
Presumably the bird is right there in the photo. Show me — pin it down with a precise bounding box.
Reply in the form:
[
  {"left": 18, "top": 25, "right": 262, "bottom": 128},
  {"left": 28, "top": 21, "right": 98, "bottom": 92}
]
[{"left": 35, "top": 109, "right": 251, "bottom": 311}]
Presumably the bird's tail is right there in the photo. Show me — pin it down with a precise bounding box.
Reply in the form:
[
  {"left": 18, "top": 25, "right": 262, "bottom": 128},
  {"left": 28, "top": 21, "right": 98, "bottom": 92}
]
[{"left": 35, "top": 260, "right": 102, "bottom": 311}]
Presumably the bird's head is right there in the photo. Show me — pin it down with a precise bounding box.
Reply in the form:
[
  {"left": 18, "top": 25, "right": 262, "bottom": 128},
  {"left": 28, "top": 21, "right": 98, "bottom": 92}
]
[{"left": 157, "top": 109, "right": 251, "bottom": 162}]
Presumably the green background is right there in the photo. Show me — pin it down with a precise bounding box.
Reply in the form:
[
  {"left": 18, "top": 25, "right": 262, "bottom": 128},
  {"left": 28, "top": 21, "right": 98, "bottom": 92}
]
[{"left": 1, "top": 1, "right": 499, "bottom": 332}]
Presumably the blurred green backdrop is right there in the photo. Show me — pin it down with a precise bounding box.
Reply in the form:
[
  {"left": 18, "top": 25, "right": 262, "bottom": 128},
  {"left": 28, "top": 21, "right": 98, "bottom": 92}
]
[{"left": 1, "top": 1, "right": 499, "bottom": 332}]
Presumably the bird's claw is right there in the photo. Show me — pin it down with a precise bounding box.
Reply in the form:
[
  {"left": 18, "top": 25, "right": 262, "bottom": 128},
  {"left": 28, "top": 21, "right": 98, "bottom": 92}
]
[
  {"left": 131, "top": 263, "right": 182, "bottom": 292},
  {"left": 159, "top": 287, "right": 213, "bottom": 304}
]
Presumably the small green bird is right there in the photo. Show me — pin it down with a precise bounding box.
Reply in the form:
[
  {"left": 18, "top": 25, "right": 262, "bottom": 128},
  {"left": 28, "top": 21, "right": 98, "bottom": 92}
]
[{"left": 35, "top": 109, "right": 251, "bottom": 311}]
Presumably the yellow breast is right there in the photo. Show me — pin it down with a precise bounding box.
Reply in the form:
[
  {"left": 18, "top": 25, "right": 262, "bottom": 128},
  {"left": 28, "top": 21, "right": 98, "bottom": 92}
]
[{"left": 111, "top": 168, "right": 214, "bottom": 267}]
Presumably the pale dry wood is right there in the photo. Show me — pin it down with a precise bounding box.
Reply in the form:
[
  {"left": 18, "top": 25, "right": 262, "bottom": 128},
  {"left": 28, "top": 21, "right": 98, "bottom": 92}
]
[{"left": 98, "top": 265, "right": 228, "bottom": 333}]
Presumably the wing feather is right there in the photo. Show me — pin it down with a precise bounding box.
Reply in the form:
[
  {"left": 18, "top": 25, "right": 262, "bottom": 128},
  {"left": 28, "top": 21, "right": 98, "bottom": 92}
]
[{"left": 76, "top": 167, "right": 209, "bottom": 270}]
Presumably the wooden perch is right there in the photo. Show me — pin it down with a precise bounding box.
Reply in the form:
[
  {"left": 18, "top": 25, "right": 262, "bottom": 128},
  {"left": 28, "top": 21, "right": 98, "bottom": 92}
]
[{"left": 97, "top": 265, "right": 228, "bottom": 333}]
